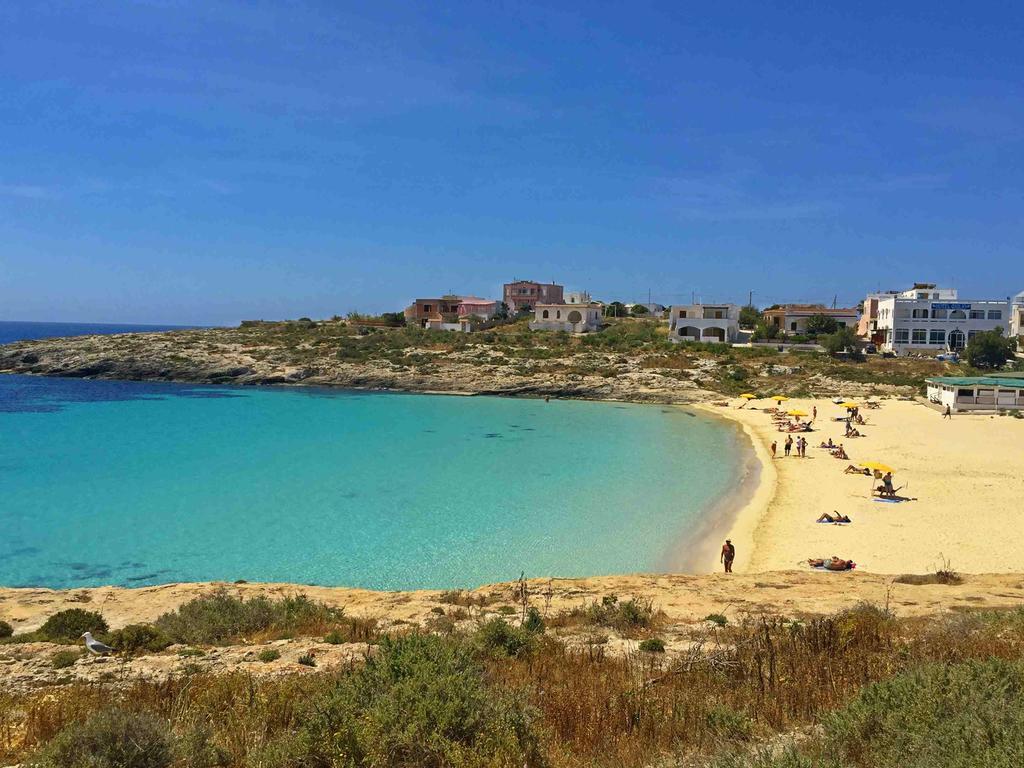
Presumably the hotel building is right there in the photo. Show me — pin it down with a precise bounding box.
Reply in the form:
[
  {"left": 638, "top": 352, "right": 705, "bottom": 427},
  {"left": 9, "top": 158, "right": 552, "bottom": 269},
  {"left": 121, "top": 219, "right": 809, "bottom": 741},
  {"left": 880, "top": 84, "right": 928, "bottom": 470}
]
[{"left": 866, "top": 284, "right": 1010, "bottom": 355}]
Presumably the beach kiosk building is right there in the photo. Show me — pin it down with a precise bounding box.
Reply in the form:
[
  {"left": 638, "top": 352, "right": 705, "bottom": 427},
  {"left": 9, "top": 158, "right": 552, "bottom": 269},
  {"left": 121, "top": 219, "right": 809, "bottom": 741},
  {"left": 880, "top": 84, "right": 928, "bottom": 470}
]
[
  {"left": 926, "top": 376, "right": 1024, "bottom": 413},
  {"left": 668, "top": 303, "right": 740, "bottom": 343}
]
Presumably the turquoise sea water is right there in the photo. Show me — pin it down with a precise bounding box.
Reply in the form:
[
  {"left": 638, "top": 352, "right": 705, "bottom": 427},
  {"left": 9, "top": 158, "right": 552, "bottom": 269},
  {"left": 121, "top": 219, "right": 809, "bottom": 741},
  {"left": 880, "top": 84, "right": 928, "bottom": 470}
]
[{"left": 0, "top": 374, "right": 745, "bottom": 590}]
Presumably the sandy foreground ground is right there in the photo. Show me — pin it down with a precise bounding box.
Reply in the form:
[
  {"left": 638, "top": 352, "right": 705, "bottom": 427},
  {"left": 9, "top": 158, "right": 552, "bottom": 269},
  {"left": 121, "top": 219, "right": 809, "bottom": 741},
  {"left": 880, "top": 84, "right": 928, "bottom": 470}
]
[{"left": 707, "top": 397, "right": 1024, "bottom": 575}]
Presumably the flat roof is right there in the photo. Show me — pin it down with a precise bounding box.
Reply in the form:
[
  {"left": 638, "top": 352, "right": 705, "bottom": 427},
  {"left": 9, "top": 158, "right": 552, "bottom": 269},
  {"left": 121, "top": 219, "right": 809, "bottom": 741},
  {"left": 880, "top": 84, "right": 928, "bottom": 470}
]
[{"left": 926, "top": 376, "right": 1024, "bottom": 389}]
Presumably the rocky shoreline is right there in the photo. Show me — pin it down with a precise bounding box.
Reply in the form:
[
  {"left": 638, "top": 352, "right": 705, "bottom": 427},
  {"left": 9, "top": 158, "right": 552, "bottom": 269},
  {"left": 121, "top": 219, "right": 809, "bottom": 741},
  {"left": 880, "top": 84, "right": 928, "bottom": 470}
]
[{"left": 0, "top": 327, "right": 718, "bottom": 403}]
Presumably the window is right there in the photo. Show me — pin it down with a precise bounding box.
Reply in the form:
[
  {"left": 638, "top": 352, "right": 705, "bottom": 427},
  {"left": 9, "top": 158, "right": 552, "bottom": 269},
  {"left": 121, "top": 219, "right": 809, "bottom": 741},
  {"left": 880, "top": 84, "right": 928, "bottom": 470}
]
[
  {"left": 957, "top": 389, "right": 974, "bottom": 398},
  {"left": 949, "top": 310, "right": 966, "bottom": 319},
  {"left": 895, "top": 329, "right": 909, "bottom": 344},
  {"left": 931, "top": 308, "right": 947, "bottom": 319},
  {"left": 929, "top": 330, "right": 946, "bottom": 345},
  {"left": 968, "top": 330, "right": 979, "bottom": 340},
  {"left": 912, "top": 329, "right": 927, "bottom": 344},
  {"left": 917, "top": 293, "right": 928, "bottom": 299},
  {"left": 678, "top": 310, "right": 687, "bottom": 318},
  {"left": 542, "top": 309, "right": 549, "bottom": 319},
  {"left": 790, "top": 322, "right": 797, "bottom": 331},
  {"left": 988, "top": 310, "right": 1002, "bottom": 320},
  {"left": 555, "top": 310, "right": 561, "bottom": 319},
  {"left": 969, "top": 310, "right": 985, "bottom": 319},
  {"left": 895, "top": 308, "right": 910, "bottom": 319},
  {"left": 423, "top": 304, "right": 432, "bottom": 312},
  {"left": 912, "top": 308, "right": 929, "bottom": 319},
  {"left": 932, "top": 293, "right": 940, "bottom": 299}
]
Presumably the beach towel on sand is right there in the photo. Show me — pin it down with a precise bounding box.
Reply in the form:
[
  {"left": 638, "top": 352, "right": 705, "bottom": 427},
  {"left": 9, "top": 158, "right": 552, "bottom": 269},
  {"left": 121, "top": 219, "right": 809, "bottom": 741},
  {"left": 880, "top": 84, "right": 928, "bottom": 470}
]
[{"left": 811, "top": 562, "right": 857, "bottom": 571}]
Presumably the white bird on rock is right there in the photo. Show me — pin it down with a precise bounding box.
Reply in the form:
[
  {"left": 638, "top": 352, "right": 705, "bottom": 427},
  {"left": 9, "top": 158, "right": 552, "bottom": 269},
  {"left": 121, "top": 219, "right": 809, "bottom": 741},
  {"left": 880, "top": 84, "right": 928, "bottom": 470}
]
[{"left": 82, "top": 631, "right": 115, "bottom": 656}]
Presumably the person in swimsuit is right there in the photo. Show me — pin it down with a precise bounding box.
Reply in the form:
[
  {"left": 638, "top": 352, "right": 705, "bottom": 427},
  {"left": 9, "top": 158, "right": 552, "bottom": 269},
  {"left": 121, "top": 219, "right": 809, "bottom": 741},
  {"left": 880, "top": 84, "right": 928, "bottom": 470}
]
[{"left": 721, "top": 540, "right": 735, "bottom": 573}]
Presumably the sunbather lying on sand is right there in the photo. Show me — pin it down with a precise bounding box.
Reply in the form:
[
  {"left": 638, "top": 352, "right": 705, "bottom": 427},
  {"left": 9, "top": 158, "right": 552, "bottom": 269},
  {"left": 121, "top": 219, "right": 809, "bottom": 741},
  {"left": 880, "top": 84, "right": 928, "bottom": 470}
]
[
  {"left": 819, "top": 438, "right": 834, "bottom": 449},
  {"left": 831, "top": 444, "right": 849, "bottom": 460},
  {"left": 808, "top": 556, "right": 855, "bottom": 571},
  {"left": 817, "top": 512, "right": 852, "bottom": 523},
  {"left": 844, "top": 465, "right": 871, "bottom": 475}
]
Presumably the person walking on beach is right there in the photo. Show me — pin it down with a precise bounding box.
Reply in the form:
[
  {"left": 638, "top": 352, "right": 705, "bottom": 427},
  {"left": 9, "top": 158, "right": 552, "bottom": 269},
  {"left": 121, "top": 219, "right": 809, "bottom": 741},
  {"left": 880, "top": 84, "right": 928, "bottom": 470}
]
[
  {"left": 784, "top": 435, "right": 793, "bottom": 457},
  {"left": 770, "top": 441, "right": 777, "bottom": 459},
  {"left": 812, "top": 405, "right": 817, "bottom": 421},
  {"left": 721, "top": 540, "right": 735, "bottom": 573},
  {"left": 943, "top": 404, "right": 951, "bottom": 419}
]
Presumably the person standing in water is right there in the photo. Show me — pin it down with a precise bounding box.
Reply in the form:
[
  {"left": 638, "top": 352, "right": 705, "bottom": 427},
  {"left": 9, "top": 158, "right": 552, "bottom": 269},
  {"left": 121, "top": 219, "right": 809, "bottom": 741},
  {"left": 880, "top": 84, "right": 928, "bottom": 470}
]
[{"left": 721, "top": 540, "right": 736, "bottom": 573}]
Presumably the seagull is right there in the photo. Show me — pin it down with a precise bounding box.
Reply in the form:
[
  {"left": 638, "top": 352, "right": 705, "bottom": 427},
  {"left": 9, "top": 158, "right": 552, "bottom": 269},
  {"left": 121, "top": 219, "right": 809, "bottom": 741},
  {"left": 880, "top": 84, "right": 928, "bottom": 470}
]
[{"left": 81, "top": 632, "right": 115, "bottom": 656}]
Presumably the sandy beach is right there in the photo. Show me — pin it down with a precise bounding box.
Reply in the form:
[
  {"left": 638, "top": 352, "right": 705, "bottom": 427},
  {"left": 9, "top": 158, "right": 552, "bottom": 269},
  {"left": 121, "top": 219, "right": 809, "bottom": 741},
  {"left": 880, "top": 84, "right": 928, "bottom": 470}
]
[{"left": 708, "top": 397, "right": 1024, "bottom": 575}]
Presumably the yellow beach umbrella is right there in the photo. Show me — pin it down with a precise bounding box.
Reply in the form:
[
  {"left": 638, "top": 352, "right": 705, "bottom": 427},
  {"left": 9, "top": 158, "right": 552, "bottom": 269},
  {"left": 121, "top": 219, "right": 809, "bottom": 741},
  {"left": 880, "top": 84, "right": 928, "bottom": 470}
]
[
  {"left": 861, "top": 461, "right": 895, "bottom": 474},
  {"left": 771, "top": 395, "right": 790, "bottom": 402},
  {"left": 839, "top": 401, "right": 859, "bottom": 409},
  {"left": 787, "top": 409, "right": 808, "bottom": 417},
  {"left": 739, "top": 393, "right": 757, "bottom": 399}
]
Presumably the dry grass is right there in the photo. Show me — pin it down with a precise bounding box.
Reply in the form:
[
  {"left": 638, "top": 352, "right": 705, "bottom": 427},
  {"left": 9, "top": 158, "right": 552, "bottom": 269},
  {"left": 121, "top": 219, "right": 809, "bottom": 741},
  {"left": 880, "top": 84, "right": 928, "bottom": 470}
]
[{"left": 2, "top": 603, "right": 1022, "bottom": 767}]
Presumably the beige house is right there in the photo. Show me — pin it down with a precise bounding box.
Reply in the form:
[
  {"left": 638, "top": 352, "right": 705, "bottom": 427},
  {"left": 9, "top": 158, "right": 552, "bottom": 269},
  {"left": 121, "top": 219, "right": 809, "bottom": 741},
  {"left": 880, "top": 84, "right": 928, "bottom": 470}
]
[{"left": 528, "top": 304, "right": 601, "bottom": 333}]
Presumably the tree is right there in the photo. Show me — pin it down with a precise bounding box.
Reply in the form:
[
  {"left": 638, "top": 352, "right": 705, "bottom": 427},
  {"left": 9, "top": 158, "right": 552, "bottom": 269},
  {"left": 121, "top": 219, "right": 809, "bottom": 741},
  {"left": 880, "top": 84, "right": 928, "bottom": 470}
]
[
  {"left": 630, "top": 304, "right": 649, "bottom": 317},
  {"left": 751, "top": 321, "right": 779, "bottom": 341},
  {"left": 805, "top": 314, "right": 839, "bottom": 336},
  {"left": 604, "top": 301, "right": 627, "bottom": 318},
  {"left": 739, "top": 304, "right": 760, "bottom": 329},
  {"left": 965, "top": 328, "right": 1017, "bottom": 369},
  {"left": 493, "top": 302, "right": 511, "bottom": 321},
  {"left": 380, "top": 312, "right": 406, "bottom": 327},
  {"left": 820, "top": 326, "right": 859, "bottom": 356}
]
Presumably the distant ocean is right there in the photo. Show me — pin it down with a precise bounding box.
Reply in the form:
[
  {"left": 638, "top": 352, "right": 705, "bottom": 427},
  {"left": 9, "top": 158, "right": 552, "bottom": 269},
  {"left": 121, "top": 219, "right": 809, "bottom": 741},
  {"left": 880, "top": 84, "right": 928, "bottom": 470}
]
[
  {"left": 0, "top": 374, "right": 749, "bottom": 590},
  {"left": 0, "top": 321, "right": 203, "bottom": 345}
]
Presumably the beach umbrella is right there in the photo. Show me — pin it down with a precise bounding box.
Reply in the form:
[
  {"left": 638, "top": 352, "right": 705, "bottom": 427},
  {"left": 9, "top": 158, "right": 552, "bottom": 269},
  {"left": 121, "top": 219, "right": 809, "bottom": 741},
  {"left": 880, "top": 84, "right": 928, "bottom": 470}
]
[
  {"left": 861, "top": 461, "right": 894, "bottom": 473},
  {"left": 739, "top": 393, "right": 757, "bottom": 399},
  {"left": 771, "top": 395, "right": 790, "bottom": 402},
  {"left": 787, "top": 409, "right": 808, "bottom": 417},
  {"left": 839, "top": 401, "right": 859, "bottom": 409}
]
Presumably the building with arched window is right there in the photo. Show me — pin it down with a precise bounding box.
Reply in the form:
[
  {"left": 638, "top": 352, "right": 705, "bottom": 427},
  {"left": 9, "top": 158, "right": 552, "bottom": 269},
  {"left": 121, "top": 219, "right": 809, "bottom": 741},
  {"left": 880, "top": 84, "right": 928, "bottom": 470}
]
[
  {"left": 668, "top": 304, "right": 740, "bottom": 344},
  {"left": 865, "top": 285, "right": 1011, "bottom": 355},
  {"left": 528, "top": 304, "right": 601, "bottom": 332}
]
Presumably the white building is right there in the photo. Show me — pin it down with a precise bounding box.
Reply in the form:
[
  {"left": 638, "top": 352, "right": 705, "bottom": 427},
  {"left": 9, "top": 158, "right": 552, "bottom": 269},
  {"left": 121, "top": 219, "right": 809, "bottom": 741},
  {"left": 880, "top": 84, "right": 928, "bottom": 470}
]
[
  {"left": 926, "top": 376, "right": 1024, "bottom": 413},
  {"left": 1011, "top": 290, "right": 1024, "bottom": 344},
  {"left": 565, "top": 291, "right": 591, "bottom": 305},
  {"left": 668, "top": 303, "right": 740, "bottom": 343},
  {"left": 528, "top": 303, "right": 602, "bottom": 333},
  {"left": 870, "top": 284, "right": 1010, "bottom": 355}
]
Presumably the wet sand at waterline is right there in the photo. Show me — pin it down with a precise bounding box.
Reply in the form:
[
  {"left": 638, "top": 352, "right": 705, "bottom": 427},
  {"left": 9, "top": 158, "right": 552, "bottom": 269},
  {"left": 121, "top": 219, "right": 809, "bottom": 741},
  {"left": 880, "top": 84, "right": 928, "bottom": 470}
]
[{"left": 705, "top": 397, "right": 1024, "bottom": 574}]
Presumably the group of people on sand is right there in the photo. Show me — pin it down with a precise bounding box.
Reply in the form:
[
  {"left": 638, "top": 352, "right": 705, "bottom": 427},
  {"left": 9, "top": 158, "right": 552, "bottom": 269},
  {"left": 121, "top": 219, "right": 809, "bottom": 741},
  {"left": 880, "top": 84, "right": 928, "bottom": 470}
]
[
  {"left": 819, "top": 439, "right": 848, "bottom": 460},
  {"left": 769, "top": 434, "right": 809, "bottom": 458}
]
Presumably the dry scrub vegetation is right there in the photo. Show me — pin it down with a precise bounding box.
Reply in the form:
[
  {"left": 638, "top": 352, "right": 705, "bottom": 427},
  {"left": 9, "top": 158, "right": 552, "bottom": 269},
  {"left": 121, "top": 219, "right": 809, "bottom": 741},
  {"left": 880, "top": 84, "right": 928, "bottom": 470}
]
[{"left": 2, "top": 596, "right": 1023, "bottom": 768}]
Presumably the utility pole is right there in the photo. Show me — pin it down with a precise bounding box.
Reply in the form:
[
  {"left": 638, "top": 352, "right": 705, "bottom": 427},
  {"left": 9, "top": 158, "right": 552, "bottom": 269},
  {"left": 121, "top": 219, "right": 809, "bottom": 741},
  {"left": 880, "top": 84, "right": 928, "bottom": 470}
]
[{"left": 748, "top": 290, "right": 753, "bottom": 308}]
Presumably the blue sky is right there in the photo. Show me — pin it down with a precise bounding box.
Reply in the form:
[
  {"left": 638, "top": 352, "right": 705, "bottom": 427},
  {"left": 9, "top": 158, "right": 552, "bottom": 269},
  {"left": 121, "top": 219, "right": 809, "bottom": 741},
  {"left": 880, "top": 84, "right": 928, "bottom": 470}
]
[{"left": 1, "top": 1, "right": 1022, "bottom": 325}]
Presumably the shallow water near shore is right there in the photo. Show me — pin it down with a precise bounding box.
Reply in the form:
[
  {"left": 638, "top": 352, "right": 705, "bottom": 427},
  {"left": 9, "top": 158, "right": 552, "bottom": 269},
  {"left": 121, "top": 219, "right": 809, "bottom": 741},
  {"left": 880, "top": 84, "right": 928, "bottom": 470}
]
[{"left": 0, "top": 374, "right": 746, "bottom": 590}]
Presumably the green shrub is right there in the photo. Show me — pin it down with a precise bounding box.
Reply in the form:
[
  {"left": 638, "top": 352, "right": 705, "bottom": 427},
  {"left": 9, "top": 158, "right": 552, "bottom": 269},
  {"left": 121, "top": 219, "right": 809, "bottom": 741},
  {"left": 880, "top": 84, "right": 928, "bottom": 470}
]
[
  {"left": 173, "top": 725, "right": 228, "bottom": 768},
  {"left": 39, "top": 609, "right": 108, "bottom": 641},
  {"left": 323, "top": 630, "right": 345, "bottom": 644},
  {"left": 523, "top": 607, "right": 545, "bottom": 634},
  {"left": 821, "top": 658, "right": 1024, "bottom": 767},
  {"left": 155, "top": 590, "right": 344, "bottom": 645},
  {"left": 107, "top": 624, "right": 172, "bottom": 655},
  {"left": 705, "top": 613, "right": 728, "bottom": 627},
  {"left": 705, "top": 704, "right": 753, "bottom": 741},
  {"left": 297, "top": 653, "right": 316, "bottom": 667},
  {"left": 572, "top": 595, "right": 658, "bottom": 633},
  {"left": 0, "top": 619, "right": 12, "bottom": 638},
  {"left": 268, "top": 633, "right": 542, "bottom": 767},
  {"left": 51, "top": 649, "right": 80, "bottom": 669},
  {"left": 258, "top": 648, "right": 281, "bottom": 663},
  {"left": 638, "top": 637, "right": 665, "bottom": 653},
  {"left": 474, "top": 617, "right": 532, "bottom": 657},
  {"left": 27, "top": 709, "right": 172, "bottom": 768}
]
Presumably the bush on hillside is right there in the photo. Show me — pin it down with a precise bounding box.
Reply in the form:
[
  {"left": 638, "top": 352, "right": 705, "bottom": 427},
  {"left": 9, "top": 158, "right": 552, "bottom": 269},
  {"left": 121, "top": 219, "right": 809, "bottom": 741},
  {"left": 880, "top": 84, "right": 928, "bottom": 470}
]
[
  {"left": 0, "top": 619, "right": 13, "bottom": 638},
  {"left": 39, "top": 609, "right": 108, "bottom": 641},
  {"left": 252, "top": 633, "right": 543, "bottom": 767},
  {"left": 27, "top": 709, "right": 172, "bottom": 768},
  {"left": 107, "top": 624, "right": 172, "bottom": 655},
  {"left": 155, "top": 590, "right": 345, "bottom": 645},
  {"left": 475, "top": 617, "right": 533, "bottom": 657}
]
